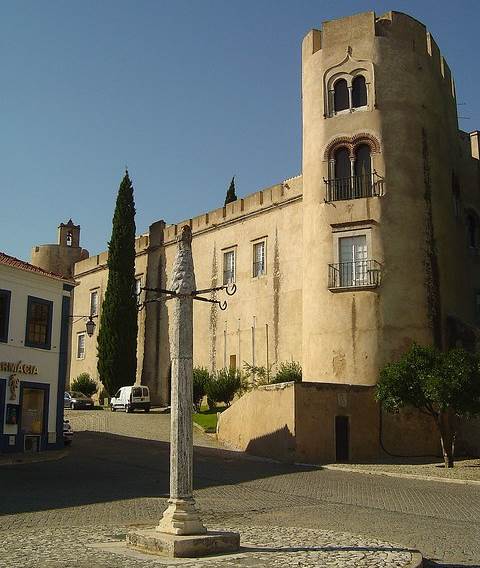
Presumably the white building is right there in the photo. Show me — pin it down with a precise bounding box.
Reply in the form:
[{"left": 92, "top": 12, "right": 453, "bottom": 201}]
[{"left": 0, "top": 252, "right": 73, "bottom": 453}]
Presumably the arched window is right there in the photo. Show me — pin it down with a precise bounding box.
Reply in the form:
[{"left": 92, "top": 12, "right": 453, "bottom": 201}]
[
  {"left": 351, "top": 75, "right": 367, "bottom": 108},
  {"left": 333, "top": 79, "right": 349, "bottom": 112},
  {"left": 66, "top": 232, "right": 73, "bottom": 246},
  {"left": 354, "top": 144, "right": 372, "bottom": 198},
  {"left": 467, "top": 213, "right": 478, "bottom": 248},
  {"left": 354, "top": 144, "right": 371, "bottom": 177},
  {"left": 334, "top": 147, "right": 351, "bottom": 179},
  {"left": 333, "top": 147, "right": 351, "bottom": 200}
]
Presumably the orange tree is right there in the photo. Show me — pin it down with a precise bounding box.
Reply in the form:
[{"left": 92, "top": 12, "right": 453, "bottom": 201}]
[{"left": 376, "top": 343, "right": 480, "bottom": 468}]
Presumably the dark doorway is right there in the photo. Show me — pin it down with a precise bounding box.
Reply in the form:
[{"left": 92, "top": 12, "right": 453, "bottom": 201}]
[{"left": 335, "top": 415, "right": 350, "bottom": 462}]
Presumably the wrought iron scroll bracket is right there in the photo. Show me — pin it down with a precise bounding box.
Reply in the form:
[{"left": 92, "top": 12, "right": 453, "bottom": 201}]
[{"left": 139, "top": 282, "right": 236, "bottom": 311}]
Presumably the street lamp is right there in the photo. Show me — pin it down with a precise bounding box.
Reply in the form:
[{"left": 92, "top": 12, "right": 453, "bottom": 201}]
[
  {"left": 67, "top": 314, "right": 97, "bottom": 336},
  {"left": 85, "top": 317, "right": 96, "bottom": 337}
]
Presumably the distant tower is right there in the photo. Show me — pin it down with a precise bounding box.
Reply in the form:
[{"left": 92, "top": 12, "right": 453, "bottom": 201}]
[{"left": 31, "top": 219, "right": 89, "bottom": 278}]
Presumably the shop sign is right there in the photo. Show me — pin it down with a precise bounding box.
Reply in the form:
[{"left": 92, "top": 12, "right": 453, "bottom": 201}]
[{"left": 0, "top": 361, "right": 39, "bottom": 375}]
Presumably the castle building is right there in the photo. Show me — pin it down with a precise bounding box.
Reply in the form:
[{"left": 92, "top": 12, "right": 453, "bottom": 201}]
[{"left": 62, "top": 11, "right": 479, "bottom": 462}]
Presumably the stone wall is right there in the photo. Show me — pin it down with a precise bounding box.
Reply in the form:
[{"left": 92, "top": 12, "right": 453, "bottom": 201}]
[{"left": 217, "top": 382, "right": 296, "bottom": 461}]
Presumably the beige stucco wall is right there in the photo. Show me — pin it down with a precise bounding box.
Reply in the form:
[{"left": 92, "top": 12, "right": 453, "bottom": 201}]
[
  {"left": 68, "top": 235, "right": 149, "bottom": 394},
  {"left": 301, "top": 11, "right": 480, "bottom": 389},
  {"left": 0, "top": 263, "right": 68, "bottom": 441},
  {"left": 162, "top": 177, "right": 303, "bottom": 382},
  {"left": 31, "top": 244, "right": 88, "bottom": 280},
  {"left": 218, "top": 382, "right": 444, "bottom": 464},
  {"left": 217, "top": 382, "right": 296, "bottom": 461}
]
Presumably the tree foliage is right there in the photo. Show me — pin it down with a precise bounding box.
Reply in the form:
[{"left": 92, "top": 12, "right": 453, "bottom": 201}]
[
  {"left": 206, "top": 368, "right": 242, "bottom": 407},
  {"left": 224, "top": 176, "right": 237, "bottom": 205},
  {"left": 193, "top": 367, "right": 211, "bottom": 412},
  {"left": 70, "top": 373, "right": 98, "bottom": 397},
  {"left": 97, "top": 171, "right": 138, "bottom": 396},
  {"left": 272, "top": 360, "right": 302, "bottom": 384},
  {"left": 376, "top": 343, "right": 480, "bottom": 467}
]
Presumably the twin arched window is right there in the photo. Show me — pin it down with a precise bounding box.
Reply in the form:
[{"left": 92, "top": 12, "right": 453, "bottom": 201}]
[
  {"left": 328, "top": 144, "right": 373, "bottom": 201},
  {"left": 332, "top": 75, "right": 368, "bottom": 114},
  {"left": 333, "top": 144, "right": 372, "bottom": 180}
]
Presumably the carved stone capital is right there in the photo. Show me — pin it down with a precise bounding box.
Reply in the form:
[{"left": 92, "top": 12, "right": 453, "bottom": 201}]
[{"left": 157, "top": 498, "right": 207, "bottom": 536}]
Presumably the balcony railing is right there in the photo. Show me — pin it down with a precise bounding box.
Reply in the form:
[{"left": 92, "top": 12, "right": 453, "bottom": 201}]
[
  {"left": 324, "top": 173, "right": 384, "bottom": 202},
  {"left": 328, "top": 260, "right": 382, "bottom": 289}
]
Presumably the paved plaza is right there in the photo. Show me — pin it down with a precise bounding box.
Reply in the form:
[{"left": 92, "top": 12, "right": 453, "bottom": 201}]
[{"left": 0, "top": 411, "right": 479, "bottom": 567}]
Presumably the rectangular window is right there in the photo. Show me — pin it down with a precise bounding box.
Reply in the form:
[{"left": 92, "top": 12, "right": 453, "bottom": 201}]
[
  {"left": 77, "top": 333, "right": 86, "bottom": 359},
  {"left": 90, "top": 290, "right": 99, "bottom": 317},
  {"left": 253, "top": 241, "right": 266, "bottom": 277},
  {"left": 0, "top": 289, "right": 11, "bottom": 343},
  {"left": 25, "top": 296, "right": 53, "bottom": 349},
  {"left": 338, "top": 235, "right": 367, "bottom": 287},
  {"left": 135, "top": 278, "right": 142, "bottom": 297},
  {"left": 223, "top": 250, "right": 236, "bottom": 285}
]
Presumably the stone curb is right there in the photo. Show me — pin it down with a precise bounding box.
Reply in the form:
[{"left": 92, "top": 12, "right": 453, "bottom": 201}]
[
  {"left": 407, "top": 551, "right": 424, "bottom": 568},
  {"left": 0, "top": 449, "right": 68, "bottom": 467},
  {"left": 322, "top": 464, "right": 480, "bottom": 486}
]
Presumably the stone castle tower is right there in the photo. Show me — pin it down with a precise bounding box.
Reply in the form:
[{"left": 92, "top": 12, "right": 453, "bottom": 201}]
[
  {"left": 31, "top": 219, "right": 89, "bottom": 279},
  {"left": 301, "top": 11, "right": 480, "bottom": 386}
]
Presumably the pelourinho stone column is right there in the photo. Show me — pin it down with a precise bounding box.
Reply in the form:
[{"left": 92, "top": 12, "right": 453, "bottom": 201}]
[
  {"left": 157, "top": 225, "right": 207, "bottom": 536},
  {"left": 127, "top": 225, "right": 239, "bottom": 558}
]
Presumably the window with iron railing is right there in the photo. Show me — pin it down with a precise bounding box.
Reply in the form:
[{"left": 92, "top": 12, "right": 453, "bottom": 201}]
[
  {"left": 328, "top": 259, "right": 381, "bottom": 289},
  {"left": 324, "top": 172, "right": 384, "bottom": 202}
]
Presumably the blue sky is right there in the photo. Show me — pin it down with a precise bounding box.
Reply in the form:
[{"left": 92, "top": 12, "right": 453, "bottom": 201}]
[{"left": 2, "top": 0, "right": 479, "bottom": 260}]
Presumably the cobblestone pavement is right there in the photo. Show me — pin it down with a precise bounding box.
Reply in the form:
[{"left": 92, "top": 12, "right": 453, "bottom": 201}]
[
  {"left": 1, "top": 413, "right": 479, "bottom": 567},
  {"left": 65, "top": 408, "right": 220, "bottom": 448},
  {"left": 0, "top": 524, "right": 417, "bottom": 568}
]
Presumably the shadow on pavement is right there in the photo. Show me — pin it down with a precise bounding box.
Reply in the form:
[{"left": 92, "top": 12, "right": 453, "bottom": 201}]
[
  {"left": 424, "top": 562, "right": 480, "bottom": 567},
  {"left": 0, "top": 430, "right": 318, "bottom": 516}
]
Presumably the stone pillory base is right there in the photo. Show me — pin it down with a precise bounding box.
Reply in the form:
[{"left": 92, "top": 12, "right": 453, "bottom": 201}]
[
  {"left": 127, "top": 226, "right": 239, "bottom": 557},
  {"left": 126, "top": 530, "right": 240, "bottom": 559}
]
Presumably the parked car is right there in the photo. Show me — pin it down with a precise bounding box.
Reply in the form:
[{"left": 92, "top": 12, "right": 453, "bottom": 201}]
[
  {"left": 110, "top": 385, "right": 150, "bottom": 413},
  {"left": 63, "top": 419, "right": 73, "bottom": 445},
  {"left": 64, "top": 391, "right": 94, "bottom": 410}
]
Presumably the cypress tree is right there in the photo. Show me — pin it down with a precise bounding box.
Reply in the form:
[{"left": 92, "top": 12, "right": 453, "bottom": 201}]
[
  {"left": 97, "top": 171, "right": 138, "bottom": 396},
  {"left": 224, "top": 176, "right": 237, "bottom": 205}
]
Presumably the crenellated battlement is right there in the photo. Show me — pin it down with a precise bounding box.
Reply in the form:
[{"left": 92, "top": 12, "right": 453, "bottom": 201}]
[
  {"left": 74, "top": 176, "right": 303, "bottom": 275},
  {"left": 74, "top": 233, "right": 150, "bottom": 276},
  {"left": 304, "top": 10, "right": 456, "bottom": 97},
  {"left": 162, "top": 175, "right": 303, "bottom": 245}
]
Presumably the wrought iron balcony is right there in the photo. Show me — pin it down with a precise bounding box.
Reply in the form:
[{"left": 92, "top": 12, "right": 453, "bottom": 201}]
[
  {"left": 324, "top": 173, "right": 384, "bottom": 202},
  {"left": 328, "top": 260, "right": 382, "bottom": 290}
]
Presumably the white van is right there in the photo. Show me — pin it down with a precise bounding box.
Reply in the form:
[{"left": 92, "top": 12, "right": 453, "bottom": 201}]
[{"left": 110, "top": 385, "right": 151, "bottom": 413}]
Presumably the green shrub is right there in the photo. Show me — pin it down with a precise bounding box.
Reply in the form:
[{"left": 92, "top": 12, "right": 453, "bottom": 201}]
[
  {"left": 241, "top": 362, "right": 274, "bottom": 393},
  {"left": 70, "top": 373, "right": 98, "bottom": 397},
  {"left": 193, "top": 367, "right": 211, "bottom": 412},
  {"left": 272, "top": 360, "right": 302, "bottom": 384},
  {"left": 206, "top": 368, "right": 242, "bottom": 407}
]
